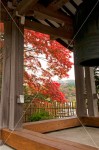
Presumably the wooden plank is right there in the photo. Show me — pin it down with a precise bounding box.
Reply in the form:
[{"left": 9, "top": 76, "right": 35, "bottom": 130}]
[
  {"left": 1, "top": 5, "right": 73, "bottom": 40},
  {"left": 1, "top": 128, "right": 98, "bottom": 150},
  {"left": 81, "top": 117, "right": 99, "bottom": 127},
  {"left": 48, "top": 0, "right": 69, "bottom": 10},
  {"left": 85, "top": 67, "right": 98, "bottom": 117},
  {"left": 16, "top": 0, "right": 39, "bottom": 15},
  {"left": 25, "top": 20, "right": 73, "bottom": 40},
  {"left": 1, "top": 2, "right": 73, "bottom": 26},
  {"left": 23, "top": 118, "right": 81, "bottom": 133},
  {"left": 28, "top": 3, "right": 73, "bottom": 25},
  {"left": 2, "top": 129, "right": 62, "bottom": 150},
  {"left": 9, "top": 20, "right": 24, "bottom": 130}
]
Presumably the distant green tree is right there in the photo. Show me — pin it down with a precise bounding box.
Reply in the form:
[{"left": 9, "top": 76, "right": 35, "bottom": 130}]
[{"left": 60, "top": 80, "right": 76, "bottom": 101}]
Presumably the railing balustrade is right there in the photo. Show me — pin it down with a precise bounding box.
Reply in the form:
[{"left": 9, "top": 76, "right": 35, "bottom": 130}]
[{"left": 23, "top": 100, "right": 76, "bottom": 122}]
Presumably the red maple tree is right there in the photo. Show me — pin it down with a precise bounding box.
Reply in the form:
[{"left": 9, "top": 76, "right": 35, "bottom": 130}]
[
  {"left": 24, "top": 71, "right": 67, "bottom": 102},
  {"left": 24, "top": 29, "right": 73, "bottom": 102}
]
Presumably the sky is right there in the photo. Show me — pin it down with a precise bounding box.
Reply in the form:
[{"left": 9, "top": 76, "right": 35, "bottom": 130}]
[
  {"left": 39, "top": 52, "right": 75, "bottom": 81},
  {"left": 67, "top": 52, "right": 75, "bottom": 80}
]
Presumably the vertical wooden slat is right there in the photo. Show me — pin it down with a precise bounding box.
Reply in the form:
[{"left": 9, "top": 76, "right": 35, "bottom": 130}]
[
  {"left": 9, "top": 20, "right": 24, "bottom": 130},
  {"left": 64, "top": 103, "right": 66, "bottom": 117},
  {"left": 53, "top": 101, "right": 54, "bottom": 118},
  {"left": 63, "top": 102, "right": 64, "bottom": 118},
  {"left": 62, "top": 103, "right": 63, "bottom": 118},
  {"left": 29, "top": 104, "right": 32, "bottom": 115},
  {"left": 72, "top": 102, "right": 74, "bottom": 115}
]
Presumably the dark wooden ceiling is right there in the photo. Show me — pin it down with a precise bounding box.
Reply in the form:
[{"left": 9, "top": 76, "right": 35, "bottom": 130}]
[{"left": 0, "top": 0, "right": 84, "bottom": 49}]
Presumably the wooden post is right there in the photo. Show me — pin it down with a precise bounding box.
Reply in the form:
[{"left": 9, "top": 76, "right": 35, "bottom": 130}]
[
  {"left": 0, "top": 21, "right": 24, "bottom": 135},
  {"left": 74, "top": 52, "right": 87, "bottom": 117},
  {"left": 9, "top": 20, "right": 24, "bottom": 130},
  {"left": 0, "top": 22, "right": 11, "bottom": 128},
  {"left": 0, "top": 19, "right": 24, "bottom": 136},
  {"left": 0, "top": 21, "right": 12, "bottom": 144},
  {"left": 85, "top": 67, "right": 99, "bottom": 117}
]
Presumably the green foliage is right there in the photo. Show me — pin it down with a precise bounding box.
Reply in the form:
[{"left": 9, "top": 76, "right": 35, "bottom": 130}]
[
  {"left": 24, "top": 94, "right": 34, "bottom": 102},
  {"left": 33, "top": 93, "right": 48, "bottom": 101},
  {"left": 28, "top": 109, "right": 53, "bottom": 122},
  {"left": 24, "top": 85, "right": 33, "bottom": 102}
]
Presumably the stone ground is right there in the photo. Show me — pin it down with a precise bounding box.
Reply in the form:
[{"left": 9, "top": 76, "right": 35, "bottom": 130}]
[
  {"left": 0, "top": 145, "right": 14, "bottom": 150},
  {"left": 46, "top": 127, "right": 99, "bottom": 149}
]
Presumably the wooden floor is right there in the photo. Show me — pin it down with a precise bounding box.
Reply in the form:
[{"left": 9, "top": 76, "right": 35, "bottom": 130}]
[{"left": 1, "top": 117, "right": 99, "bottom": 150}]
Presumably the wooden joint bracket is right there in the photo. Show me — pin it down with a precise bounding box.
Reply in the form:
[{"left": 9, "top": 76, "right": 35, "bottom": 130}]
[{"left": 16, "top": 11, "right": 25, "bottom": 25}]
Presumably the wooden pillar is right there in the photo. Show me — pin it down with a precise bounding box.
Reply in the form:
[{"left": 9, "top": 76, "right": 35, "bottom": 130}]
[
  {"left": 85, "top": 67, "right": 98, "bottom": 117},
  {"left": 74, "top": 52, "right": 87, "bottom": 117},
  {"left": 9, "top": 20, "right": 24, "bottom": 130},
  {"left": 0, "top": 19, "right": 24, "bottom": 135},
  {"left": 0, "top": 22, "right": 12, "bottom": 144}
]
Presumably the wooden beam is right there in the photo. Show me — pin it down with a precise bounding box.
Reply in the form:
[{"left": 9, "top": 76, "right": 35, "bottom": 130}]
[
  {"left": 81, "top": 117, "right": 99, "bottom": 127},
  {"left": 25, "top": 20, "right": 73, "bottom": 40},
  {"left": 28, "top": 3, "right": 73, "bottom": 25},
  {"left": 48, "top": 0, "right": 69, "bottom": 11},
  {"left": 16, "top": 0, "right": 39, "bottom": 15},
  {"left": 2, "top": 127, "right": 98, "bottom": 150},
  {"left": 23, "top": 118, "right": 81, "bottom": 133}
]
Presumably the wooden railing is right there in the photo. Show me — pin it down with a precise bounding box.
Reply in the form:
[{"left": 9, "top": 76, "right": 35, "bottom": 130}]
[{"left": 23, "top": 101, "right": 76, "bottom": 122}]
